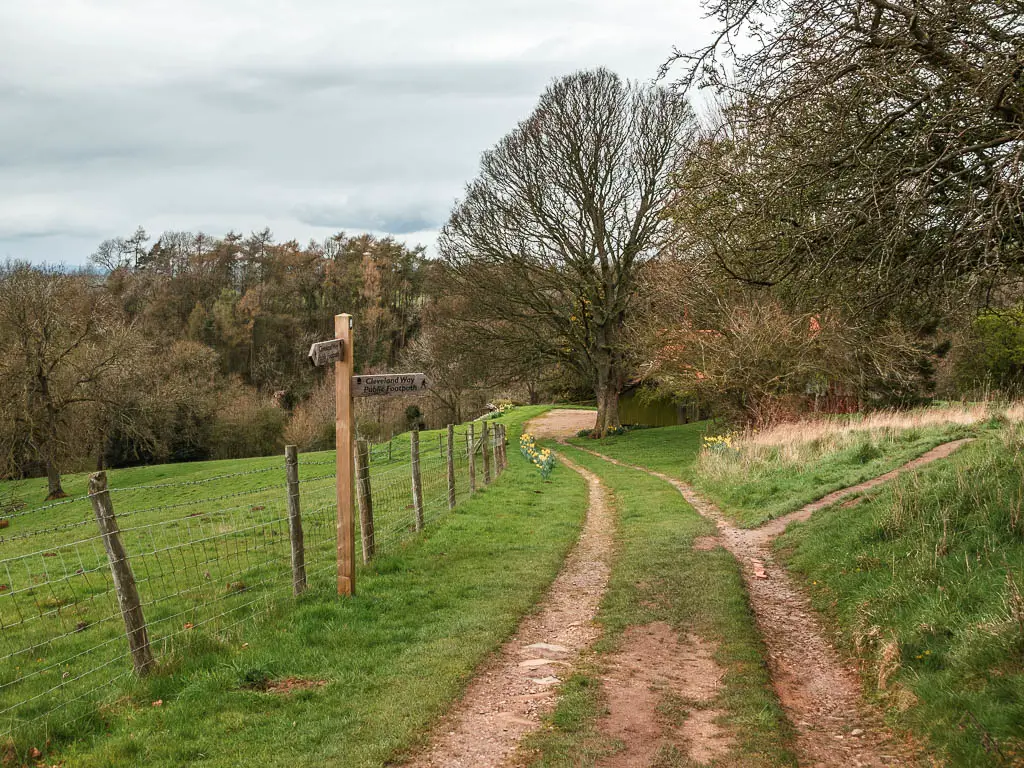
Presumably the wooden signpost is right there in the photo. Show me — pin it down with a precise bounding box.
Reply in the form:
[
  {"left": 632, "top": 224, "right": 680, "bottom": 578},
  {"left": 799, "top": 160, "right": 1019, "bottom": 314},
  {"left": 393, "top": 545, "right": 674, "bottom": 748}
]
[{"left": 308, "top": 316, "right": 430, "bottom": 597}]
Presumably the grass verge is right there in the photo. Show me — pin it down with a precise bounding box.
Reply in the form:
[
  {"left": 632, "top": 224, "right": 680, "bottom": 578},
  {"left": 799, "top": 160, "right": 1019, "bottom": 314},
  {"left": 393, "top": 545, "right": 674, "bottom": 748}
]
[
  {"left": 522, "top": 433, "right": 796, "bottom": 767},
  {"left": 776, "top": 427, "right": 1024, "bottom": 765}
]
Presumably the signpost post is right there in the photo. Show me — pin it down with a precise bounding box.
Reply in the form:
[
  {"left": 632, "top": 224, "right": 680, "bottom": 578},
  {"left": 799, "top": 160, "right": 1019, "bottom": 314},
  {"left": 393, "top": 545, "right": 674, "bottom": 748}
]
[
  {"left": 309, "top": 320, "right": 431, "bottom": 593},
  {"left": 335, "top": 315, "right": 355, "bottom": 596}
]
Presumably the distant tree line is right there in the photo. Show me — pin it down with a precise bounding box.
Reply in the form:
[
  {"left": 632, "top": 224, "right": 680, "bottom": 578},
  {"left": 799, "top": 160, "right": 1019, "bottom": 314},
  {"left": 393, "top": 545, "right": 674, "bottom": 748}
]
[{"left": 0, "top": 231, "right": 505, "bottom": 499}]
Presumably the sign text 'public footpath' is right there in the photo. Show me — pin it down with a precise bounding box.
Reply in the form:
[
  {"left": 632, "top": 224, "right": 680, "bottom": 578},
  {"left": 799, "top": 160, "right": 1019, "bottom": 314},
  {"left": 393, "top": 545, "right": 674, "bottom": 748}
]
[{"left": 352, "top": 373, "right": 430, "bottom": 398}]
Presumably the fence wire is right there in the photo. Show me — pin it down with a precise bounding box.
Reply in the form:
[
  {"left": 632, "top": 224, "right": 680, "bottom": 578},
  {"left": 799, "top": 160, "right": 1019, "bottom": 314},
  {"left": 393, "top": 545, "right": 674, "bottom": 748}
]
[{"left": 0, "top": 423, "right": 508, "bottom": 752}]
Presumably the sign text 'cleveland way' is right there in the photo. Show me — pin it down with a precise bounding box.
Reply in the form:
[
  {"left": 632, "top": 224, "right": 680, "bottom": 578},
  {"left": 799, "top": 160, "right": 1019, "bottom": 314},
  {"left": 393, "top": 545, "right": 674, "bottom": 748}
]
[{"left": 352, "top": 373, "right": 429, "bottom": 398}]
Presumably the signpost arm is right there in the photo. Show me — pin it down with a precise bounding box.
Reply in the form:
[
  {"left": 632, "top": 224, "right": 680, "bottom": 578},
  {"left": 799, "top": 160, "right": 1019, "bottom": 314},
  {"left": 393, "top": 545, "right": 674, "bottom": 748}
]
[{"left": 336, "top": 313, "right": 355, "bottom": 596}]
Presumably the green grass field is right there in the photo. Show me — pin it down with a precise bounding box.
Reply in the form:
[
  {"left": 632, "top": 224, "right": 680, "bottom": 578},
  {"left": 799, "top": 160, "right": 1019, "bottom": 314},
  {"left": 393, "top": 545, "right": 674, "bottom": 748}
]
[
  {"left": 6, "top": 402, "right": 1017, "bottom": 766},
  {"left": 0, "top": 406, "right": 592, "bottom": 767},
  {"left": 524, "top": 427, "right": 796, "bottom": 767}
]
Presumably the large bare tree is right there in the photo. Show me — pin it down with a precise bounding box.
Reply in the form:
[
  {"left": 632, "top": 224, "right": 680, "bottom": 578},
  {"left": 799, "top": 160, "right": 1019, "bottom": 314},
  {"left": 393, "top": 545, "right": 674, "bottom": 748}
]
[{"left": 439, "top": 68, "right": 695, "bottom": 432}]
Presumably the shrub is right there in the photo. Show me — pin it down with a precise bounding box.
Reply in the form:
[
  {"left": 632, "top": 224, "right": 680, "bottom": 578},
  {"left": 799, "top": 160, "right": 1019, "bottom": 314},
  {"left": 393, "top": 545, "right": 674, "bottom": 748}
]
[
  {"left": 853, "top": 441, "right": 883, "bottom": 464},
  {"left": 405, "top": 405, "right": 426, "bottom": 431},
  {"left": 209, "top": 383, "right": 286, "bottom": 459},
  {"left": 285, "top": 375, "right": 336, "bottom": 451}
]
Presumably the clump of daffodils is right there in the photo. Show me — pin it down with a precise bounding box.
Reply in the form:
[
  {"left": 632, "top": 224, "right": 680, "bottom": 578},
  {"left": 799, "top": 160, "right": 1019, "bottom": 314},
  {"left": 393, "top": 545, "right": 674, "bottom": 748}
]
[
  {"left": 520, "top": 432, "right": 555, "bottom": 479},
  {"left": 486, "top": 402, "right": 515, "bottom": 420},
  {"left": 702, "top": 433, "right": 738, "bottom": 454}
]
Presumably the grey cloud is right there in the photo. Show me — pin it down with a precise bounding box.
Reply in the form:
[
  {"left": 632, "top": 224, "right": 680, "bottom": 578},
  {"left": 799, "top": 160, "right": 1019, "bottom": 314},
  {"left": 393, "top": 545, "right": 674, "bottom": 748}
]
[
  {"left": 0, "top": 0, "right": 713, "bottom": 265},
  {"left": 217, "top": 58, "right": 566, "bottom": 102},
  {"left": 294, "top": 202, "right": 444, "bottom": 235}
]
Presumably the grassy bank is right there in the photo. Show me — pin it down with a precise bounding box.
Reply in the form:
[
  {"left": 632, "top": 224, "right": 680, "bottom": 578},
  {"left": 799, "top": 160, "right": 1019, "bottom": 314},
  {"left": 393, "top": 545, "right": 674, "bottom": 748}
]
[
  {"left": 776, "top": 427, "right": 1024, "bottom": 765},
  {"left": 569, "top": 408, "right": 981, "bottom": 527},
  {"left": 3, "top": 406, "right": 591, "bottom": 767},
  {"left": 694, "top": 421, "right": 975, "bottom": 527},
  {"left": 523, "top": 431, "right": 795, "bottom": 767}
]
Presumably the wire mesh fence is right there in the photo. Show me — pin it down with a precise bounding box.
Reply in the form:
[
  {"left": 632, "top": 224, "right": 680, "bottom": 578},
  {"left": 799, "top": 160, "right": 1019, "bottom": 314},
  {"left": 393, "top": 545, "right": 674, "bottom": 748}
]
[{"left": 0, "top": 422, "right": 508, "bottom": 751}]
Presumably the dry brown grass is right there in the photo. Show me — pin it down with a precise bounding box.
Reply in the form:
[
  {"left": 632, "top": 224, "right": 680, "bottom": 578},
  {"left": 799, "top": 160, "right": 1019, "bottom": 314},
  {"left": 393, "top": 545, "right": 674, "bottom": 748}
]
[{"left": 698, "top": 403, "right": 1011, "bottom": 479}]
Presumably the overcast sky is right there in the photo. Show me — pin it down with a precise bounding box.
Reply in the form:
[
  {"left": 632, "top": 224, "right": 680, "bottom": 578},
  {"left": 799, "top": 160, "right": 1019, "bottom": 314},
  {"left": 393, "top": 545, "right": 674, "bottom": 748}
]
[{"left": 1, "top": 1, "right": 711, "bottom": 266}]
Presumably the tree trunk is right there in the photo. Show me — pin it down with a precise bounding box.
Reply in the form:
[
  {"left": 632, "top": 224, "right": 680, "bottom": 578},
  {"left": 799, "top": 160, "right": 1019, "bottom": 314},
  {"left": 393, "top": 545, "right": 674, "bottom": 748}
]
[
  {"left": 45, "top": 458, "right": 67, "bottom": 500},
  {"left": 593, "top": 361, "right": 623, "bottom": 434},
  {"left": 594, "top": 386, "right": 621, "bottom": 434}
]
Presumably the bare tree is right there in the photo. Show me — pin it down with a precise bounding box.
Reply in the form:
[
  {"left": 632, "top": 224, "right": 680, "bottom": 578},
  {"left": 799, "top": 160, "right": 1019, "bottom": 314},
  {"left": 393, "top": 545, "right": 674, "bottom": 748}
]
[
  {"left": 439, "top": 68, "right": 695, "bottom": 432},
  {"left": 90, "top": 226, "right": 149, "bottom": 272},
  {"left": 0, "top": 264, "right": 144, "bottom": 498}
]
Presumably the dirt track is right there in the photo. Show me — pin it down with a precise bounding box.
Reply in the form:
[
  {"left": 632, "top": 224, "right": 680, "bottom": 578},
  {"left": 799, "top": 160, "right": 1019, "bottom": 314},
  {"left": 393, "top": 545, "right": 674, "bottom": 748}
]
[
  {"left": 404, "top": 410, "right": 610, "bottom": 768},
  {"left": 575, "top": 438, "right": 972, "bottom": 767}
]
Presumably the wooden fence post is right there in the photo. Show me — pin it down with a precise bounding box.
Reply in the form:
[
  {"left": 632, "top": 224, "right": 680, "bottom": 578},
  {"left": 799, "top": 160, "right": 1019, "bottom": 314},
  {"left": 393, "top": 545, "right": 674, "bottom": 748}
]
[
  {"left": 446, "top": 424, "right": 456, "bottom": 510},
  {"left": 388, "top": 440, "right": 392, "bottom": 463},
  {"left": 502, "top": 425, "right": 509, "bottom": 470},
  {"left": 355, "top": 439, "right": 375, "bottom": 563},
  {"left": 468, "top": 423, "right": 476, "bottom": 494},
  {"left": 411, "top": 429, "right": 424, "bottom": 532},
  {"left": 481, "top": 421, "right": 491, "bottom": 485},
  {"left": 493, "top": 423, "right": 501, "bottom": 478},
  {"left": 495, "top": 424, "right": 503, "bottom": 475},
  {"left": 497, "top": 425, "right": 507, "bottom": 473},
  {"left": 503, "top": 425, "right": 509, "bottom": 470},
  {"left": 285, "top": 445, "right": 306, "bottom": 594},
  {"left": 88, "top": 471, "right": 155, "bottom": 676}
]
